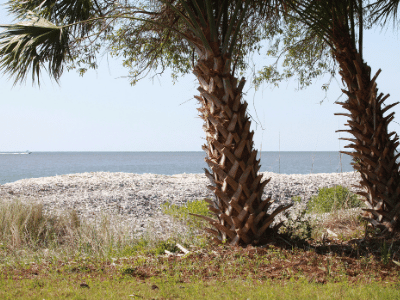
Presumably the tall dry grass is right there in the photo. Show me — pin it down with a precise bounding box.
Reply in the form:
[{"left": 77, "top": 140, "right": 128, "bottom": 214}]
[
  {"left": 0, "top": 199, "right": 135, "bottom": 263},
  {"left": 0, "top": 199, "right": 79, "bottom": 249},
  {"left": 0, "top": 198, "right": 208, "bottom": 264}
]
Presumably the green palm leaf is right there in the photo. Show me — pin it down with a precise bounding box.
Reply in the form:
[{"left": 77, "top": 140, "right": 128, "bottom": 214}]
[
  {"left": 7, "top": 0, "right": 97, "bottom": 38},
  {"left": 227, "top": 0, "right": 251, "bottom": 55},
  {"left": 221, "top": 0, "right": 243, "bottom": 54},
  {"left": 7, "top": 0, "right": 95, "bottom": 25},
  {"left": 205, "top": 0, "right": 217, "bottom": 42},
  {"left": 289, "top": 0, "right": 359, "bottom": 50},
  {"left": 0, "top": 14, "right": 70, "bottom": 85}
]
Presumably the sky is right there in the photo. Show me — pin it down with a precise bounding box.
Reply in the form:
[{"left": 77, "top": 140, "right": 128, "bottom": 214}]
[{"left": 1, "top": 2, "right": 400, "bottom": 152}]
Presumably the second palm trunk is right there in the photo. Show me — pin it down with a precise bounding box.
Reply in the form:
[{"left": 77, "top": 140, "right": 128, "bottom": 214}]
[{"left": 334, "top": 30, "right": 400, "bottom": 232}]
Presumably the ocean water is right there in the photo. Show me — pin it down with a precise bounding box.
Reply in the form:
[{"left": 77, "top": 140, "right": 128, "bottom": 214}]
[{"left": 0, "top": 151, "right": 354, "bottom": 184}]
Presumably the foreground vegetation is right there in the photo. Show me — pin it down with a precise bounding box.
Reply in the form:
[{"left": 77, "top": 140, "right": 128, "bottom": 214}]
[{"left": 1, "top": 186, "right": 400, "bottom": 299}]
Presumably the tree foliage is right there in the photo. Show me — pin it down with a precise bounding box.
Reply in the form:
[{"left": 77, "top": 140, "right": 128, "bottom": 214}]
[
  {"left": 105, "top": 1, "right": 282, "bottom": 85},
  {"left": 253, "top": 13, "right": 337, "bottom": 90},
  {"left": 1, "top": 1, "right": 286, "bottom": 86}
]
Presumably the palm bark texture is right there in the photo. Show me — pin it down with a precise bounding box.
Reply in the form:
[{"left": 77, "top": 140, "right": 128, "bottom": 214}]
[
  {"left": 193, "top": 54, "right": 292, "bottom": 245},
  {"left": 289, "top": 0, "right": 400, "bottom": 232},
  {"left": 162, "top": 1, "right": 294, "bottom": 246},
  {"left": 332, "top": 26, "right": 400, "bottom": 232}
]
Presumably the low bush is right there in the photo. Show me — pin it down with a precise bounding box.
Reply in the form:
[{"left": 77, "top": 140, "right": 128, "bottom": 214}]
[
  {"left": 279, "top": 196, "right": 314, "bottom": 241},
  {"left": 307, "top": 185, "right": 364, "bottom": 214}
]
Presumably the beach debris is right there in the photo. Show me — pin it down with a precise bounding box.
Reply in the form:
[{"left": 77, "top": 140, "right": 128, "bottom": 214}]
[
  {"left": 326, "top": 229, "right": 338, "bottom": 237},
  {"left": 164, "top": 244, "right": 191, "bottom": 257}
]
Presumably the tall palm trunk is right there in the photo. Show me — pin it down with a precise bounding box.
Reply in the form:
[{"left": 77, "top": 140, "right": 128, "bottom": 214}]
[
  {"left": 192, "top": 53, "right": 292, "bottom": 245},
  {"left": 333, "top": 27, "right": 400, "bottom": 232}
]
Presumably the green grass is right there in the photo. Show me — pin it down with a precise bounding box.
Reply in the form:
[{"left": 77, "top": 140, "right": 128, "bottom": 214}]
[
  {"left": 160, "top": 198, "right": 212, "bottom": 247},
  {"left": 1, "top": 277, "right": 399, "bottom": 300},
  {"left": 161, "top": 198, "right": 211, "bottom": 223},
  {"left": 0, "top": 199, "right": 80, "bottom": 249}
]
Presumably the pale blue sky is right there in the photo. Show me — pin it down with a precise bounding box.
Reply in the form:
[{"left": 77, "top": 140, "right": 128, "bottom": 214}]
[{"left": 1, "top": 2, "right": 399, "bottom": 152}]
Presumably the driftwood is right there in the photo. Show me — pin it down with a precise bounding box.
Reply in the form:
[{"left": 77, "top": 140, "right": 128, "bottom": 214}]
[{"left": 164, "top": 244, "right": 190, "bottom": 257}]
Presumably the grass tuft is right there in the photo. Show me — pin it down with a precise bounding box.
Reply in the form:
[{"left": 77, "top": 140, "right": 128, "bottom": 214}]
[
  {"left": 161, "top": 199, "right": 211, "bottom": 220},
  {"left": 161, "top": 198, "right": 211, "bottom": 230},
  {"left": 0, "top": 199, "right": 79, "bottom": 251}
]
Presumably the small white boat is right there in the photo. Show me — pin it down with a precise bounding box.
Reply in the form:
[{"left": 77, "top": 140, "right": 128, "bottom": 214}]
[{"left": 0, "top": 150, "right": 32, "bottom": 155}]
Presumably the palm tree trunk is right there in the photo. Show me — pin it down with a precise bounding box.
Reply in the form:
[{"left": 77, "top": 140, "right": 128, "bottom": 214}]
[
  {"left": 192, "top": 55, "right": 292, "bottom": 245},
  {"left": 333, "top": 28, "right": 400, "bottom": 232}
]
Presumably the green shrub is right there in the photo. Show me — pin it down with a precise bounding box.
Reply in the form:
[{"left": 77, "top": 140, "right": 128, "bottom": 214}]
[
  {"left": 307, "top": 185, "right": 364, "bottom": 213},
  {"left": 279, "top": 197, "right": 313, "bottom": 241}
]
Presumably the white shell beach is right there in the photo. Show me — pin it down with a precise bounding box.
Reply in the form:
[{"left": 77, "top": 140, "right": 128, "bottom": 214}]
[{"left": 0, "top": 171, "right": 362, "bottom": 237}]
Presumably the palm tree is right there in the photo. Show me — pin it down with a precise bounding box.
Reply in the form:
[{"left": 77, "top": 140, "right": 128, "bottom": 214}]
[
  {"left": 289, "top": 0, "right": 400, "bottom": 233},
  {"left": 0, "top": 0, "right": 292, "bottom": 245}
]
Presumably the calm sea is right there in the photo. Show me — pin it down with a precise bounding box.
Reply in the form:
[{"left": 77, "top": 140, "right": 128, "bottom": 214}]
[{"left": 0, "top": 151, "right": 354, "bottom": 184}]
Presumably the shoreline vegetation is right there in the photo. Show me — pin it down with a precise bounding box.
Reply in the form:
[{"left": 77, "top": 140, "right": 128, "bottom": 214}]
[{"left": 1, "top": 171, "right": 400, "bottom": 298}]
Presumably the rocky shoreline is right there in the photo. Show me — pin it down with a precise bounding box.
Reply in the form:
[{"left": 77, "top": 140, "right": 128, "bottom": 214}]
[{"left": 0, "top": 171, "right": 362, "bottom": 237}]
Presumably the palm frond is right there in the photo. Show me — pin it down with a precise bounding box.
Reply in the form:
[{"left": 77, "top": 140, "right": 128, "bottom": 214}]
[
  {"left": 289, "top": 0, "right": 360, "bottom": 51},
  {"left": 221, "top": 0, "right": 243, "bottom": 54},
  {"left": 0, "top": 14, "right": 70, "bottom": 85},
  {"left": 190, "top": 0, "right": 208, "bottom": 28},
  {"left": 205, "top": 0, "right": 217, "bottom": 42},
  {"left": 227, "top": 0, "right": 251, "bottom": 56},
  {"left": 178, "top": 0, "right": 212, "bottom": 50},
  {"left": 369, "top": 0, "right": 400, "bottom": 25},
  {"left": 159, "top": 0, "right": 212, "bottom": 51},
  {"left": 6, "top": 0, "right": 96, "bottom": 36}
]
